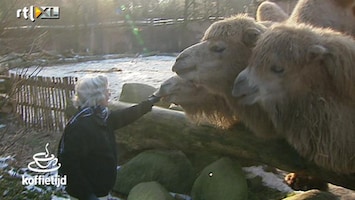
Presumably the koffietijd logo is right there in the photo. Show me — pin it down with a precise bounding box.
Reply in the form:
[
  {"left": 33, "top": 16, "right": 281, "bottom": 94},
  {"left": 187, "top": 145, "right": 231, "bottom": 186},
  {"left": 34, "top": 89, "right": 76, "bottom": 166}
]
[
  {"left": 16, "top": 6, "right": 60, "bottom": 22},
  {"left": 22, "top": 143, "right": 67, "bottom": 187}
]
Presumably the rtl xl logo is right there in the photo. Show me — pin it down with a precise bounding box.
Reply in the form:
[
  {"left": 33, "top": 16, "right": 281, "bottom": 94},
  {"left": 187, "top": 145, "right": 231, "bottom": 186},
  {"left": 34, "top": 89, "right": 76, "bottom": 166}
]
[{"left": 17, "top": 6, "right": 60, "bottom": 22}]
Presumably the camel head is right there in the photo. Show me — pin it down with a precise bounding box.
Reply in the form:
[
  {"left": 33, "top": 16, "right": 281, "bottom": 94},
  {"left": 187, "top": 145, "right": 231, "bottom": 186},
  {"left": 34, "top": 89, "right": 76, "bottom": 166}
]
[
  {"left": 155, "top": 76, "right": 238, "bottom": 128},
  {"left": 232, "top": 23, "right": 352, "bottom": 106},
  {"left": 154, "top": 76, "right": 207, "bottom": 105},
  {"left": 172, "top": 14, "right": 266, "bottom": 96}
]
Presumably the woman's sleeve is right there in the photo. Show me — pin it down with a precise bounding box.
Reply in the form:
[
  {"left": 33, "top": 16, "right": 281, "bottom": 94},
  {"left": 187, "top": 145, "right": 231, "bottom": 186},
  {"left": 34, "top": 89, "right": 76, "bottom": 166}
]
[
  {"left": 58, "top": 124, "right": 94, "bottom": 199},
  {"left": 108, "top": 100, "right": 153, "bottom": 130}
]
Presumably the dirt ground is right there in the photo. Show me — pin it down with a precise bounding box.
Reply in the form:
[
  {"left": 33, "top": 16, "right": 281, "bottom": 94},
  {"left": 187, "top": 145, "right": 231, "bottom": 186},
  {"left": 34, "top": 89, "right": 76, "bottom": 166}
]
[
  {"left": 0, "top": 114, "right": 65, "bottom": 199},
  {"left": 0, "top": 114, "right": 62, "bottom": 168}
]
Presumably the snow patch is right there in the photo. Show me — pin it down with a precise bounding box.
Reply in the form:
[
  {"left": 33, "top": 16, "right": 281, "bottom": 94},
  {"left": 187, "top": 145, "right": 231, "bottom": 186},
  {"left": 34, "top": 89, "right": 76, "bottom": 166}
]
[{"left": 0, "top": 155, "right": 14, "bottom": 170}]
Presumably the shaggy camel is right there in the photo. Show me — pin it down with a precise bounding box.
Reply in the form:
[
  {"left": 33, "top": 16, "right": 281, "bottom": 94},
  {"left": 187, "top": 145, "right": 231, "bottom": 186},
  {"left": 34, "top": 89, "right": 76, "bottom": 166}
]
[
  {"left": 232, "top": 23, "right": 355, "bottom": 173},
  {"left": 154, "top": 76, "right": 238, "bottom": 128},
  {"left": 172, "top": 14, "right": 279, "bottom": 138}
]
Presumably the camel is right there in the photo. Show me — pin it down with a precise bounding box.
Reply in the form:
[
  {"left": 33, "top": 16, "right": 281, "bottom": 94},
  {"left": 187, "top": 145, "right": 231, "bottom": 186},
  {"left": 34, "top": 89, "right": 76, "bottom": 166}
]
[
  {"left": 232, "top": 23, "right": 355, "bottom": 173},
  {"left": 154, "top": 76, "right": 238, "bottom": 128},
  {"left": 254, "top": 0, "right": 355, "bottom": 189}
]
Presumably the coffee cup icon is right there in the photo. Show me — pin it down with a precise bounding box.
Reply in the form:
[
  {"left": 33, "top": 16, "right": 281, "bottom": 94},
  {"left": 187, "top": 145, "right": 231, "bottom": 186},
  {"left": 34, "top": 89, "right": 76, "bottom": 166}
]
[
  {"left": 33, "top": 152, "right": 57, "bottom": 168},
  {"left": 28, "top": 143, "right": 61, "bottom": 173}
]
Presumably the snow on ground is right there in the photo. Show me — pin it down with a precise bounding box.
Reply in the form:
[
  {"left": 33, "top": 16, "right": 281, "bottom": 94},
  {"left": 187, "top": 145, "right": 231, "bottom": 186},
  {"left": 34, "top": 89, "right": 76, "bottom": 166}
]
[
  {"left": 10, "top": 56, "right": 176, "bottom": 101},
  {"left": 0, "top": 156, "right": 15, "bottom": 170}
]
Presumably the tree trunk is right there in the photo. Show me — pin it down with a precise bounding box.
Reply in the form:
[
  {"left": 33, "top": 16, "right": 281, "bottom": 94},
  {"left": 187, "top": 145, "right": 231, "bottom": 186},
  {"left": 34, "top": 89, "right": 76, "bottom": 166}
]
[{"left": 112, "top": 102, "right": 355, "bottom": 190}]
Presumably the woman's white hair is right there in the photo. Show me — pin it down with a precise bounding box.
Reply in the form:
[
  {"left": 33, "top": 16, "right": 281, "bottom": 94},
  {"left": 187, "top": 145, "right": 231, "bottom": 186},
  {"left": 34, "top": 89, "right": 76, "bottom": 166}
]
[{"left": 72, "top": 74, "right": 108, "bottom": 108}]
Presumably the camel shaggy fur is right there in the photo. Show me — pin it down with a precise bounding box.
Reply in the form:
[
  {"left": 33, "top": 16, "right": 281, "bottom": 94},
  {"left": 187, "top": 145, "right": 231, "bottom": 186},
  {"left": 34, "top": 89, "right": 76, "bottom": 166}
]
[
  {"left": 232, "top": 23, "right": 355, "bottom": 173},
  {"left": 288, "top": 0, "right": 355, "bottom": 37},
  {"left": 172, "top": 14, "right": 279, "bottom": 138},
  {"left": 155, "top": 76, "right": 238, "bottom": 128},
  {"left": 256, "top": 1, "right": 288, "bottom": 22}
]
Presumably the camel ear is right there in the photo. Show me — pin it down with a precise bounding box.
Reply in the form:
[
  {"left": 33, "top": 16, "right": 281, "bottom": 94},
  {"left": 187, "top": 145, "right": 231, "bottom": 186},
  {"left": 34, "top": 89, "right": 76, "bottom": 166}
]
[
  {"left": 242, "top": 28, "right": 262, "bottom": 47},
  {"left": 307, "top": 45, "right": 328, "bottom": 63}
]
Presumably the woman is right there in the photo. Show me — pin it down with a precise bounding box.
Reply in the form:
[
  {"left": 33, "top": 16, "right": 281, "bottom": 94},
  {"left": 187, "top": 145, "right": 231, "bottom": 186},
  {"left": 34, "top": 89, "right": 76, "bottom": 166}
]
[{"left": 57, "top": 74, "right": 160, "bottom": 200}]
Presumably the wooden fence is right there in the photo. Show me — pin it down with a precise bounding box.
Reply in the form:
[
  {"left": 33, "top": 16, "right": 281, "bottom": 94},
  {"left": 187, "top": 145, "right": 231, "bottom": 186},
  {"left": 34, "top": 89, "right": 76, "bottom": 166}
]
[{"left": 9, "top": 73, "right": 77, "bottom": 131}]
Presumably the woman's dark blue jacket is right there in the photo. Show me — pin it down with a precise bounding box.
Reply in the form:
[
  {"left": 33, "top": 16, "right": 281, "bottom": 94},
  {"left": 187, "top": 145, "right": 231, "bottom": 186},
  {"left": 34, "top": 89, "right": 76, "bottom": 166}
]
[{"left": 58, "top": 101, "right": 153, "bottom": 199}]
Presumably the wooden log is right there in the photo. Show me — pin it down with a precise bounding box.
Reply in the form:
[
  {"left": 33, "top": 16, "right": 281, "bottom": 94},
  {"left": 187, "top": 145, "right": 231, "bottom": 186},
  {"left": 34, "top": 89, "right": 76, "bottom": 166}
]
[{"left": 111, "top": 101, "right": 355, "bottom": 190}]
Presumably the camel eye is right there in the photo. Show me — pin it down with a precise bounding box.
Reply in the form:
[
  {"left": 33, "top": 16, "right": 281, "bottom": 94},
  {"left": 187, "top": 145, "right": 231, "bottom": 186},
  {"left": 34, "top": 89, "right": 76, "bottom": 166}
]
[
  {"left": 210, "top": 45, "right": 226, "bottom": 53},
  {"left": 270, "top": 65, "right": 284, "bottom": 74}
]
